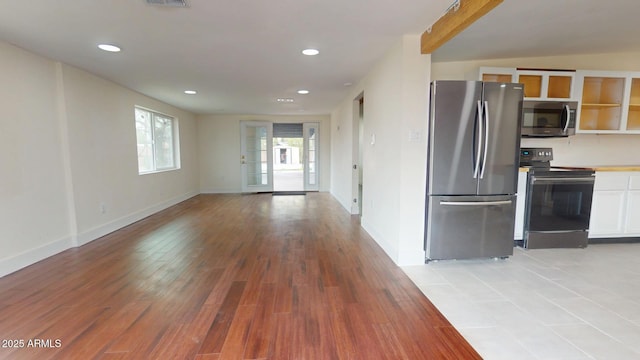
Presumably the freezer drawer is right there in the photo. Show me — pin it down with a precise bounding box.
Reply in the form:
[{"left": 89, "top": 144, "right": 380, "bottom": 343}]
[{"left": 425, "top": 195, "right": 515, "bottom": 261}]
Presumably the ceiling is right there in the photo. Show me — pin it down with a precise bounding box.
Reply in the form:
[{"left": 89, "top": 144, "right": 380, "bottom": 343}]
[
  {"left": 0, "top": 0, "right": 452, "bottom": 115},
  {"left": 432, "top": 0, "right": 640, "bottom": 62},
  {"left": 1, "top": 1, "right": 639, "bottom": 116}
]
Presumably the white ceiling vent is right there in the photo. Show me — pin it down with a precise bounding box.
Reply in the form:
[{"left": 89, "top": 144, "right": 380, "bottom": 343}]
[{"left": 146, "top": 0, "right": 188, "bottom": 7}]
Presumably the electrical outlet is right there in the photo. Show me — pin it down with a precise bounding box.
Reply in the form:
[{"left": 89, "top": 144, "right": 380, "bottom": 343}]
[{"left": 99, "top": 202, "right": 106, "bottom": 214}]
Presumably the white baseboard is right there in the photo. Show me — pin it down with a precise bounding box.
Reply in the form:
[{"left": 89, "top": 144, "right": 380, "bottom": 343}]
[
  {"left": 329, "top": 191, "right": 354, "bottom": 214},
  {"left": 0, "top": 236, "right": 74, "bottom": 278},
  {"left": 199, "top": 188, "right": 242, "bottom": 194},
  {"left": 76, "top": 191, "right": 199, "bottom": 246},
  {"left": 361, "top": 218, "right": 399, "bottom": 264},
  {"left": 0, "top": 191, "right": 198, "bottom": 278}
]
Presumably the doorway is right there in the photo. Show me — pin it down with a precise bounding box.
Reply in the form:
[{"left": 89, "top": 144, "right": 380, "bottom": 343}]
[
  {"left": 352, "top": 94, "right": 364, "bottom": 215},
  {"left": 240, "top": 121, "right": 319, "bottom": 193},
  {"left": 273, "top": 123, "right": 304, "bottom": 192}
]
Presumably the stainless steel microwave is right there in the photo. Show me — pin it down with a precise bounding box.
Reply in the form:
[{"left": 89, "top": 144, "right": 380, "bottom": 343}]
[{"left": 521, "top": 100, "right": 578, "bottom": 137}]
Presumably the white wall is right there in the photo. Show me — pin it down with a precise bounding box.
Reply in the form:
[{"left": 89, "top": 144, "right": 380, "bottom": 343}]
[
  {"left": 60, "top": 64, "right": 199, "bottom": 245},
  {"left": 198, "top": 114, "right": 331, "bottom": 193},
  {"left": 0, "top": 42, "right": 73, "bottom": 276},
  {"left": 0, "top": 41, "right": 200, "bottom": 277},
  {"left": 330, "top": 35, "right": 430, "bottom": 266},
  {"left": 431, "top": 52, "right": 640, "bottom": 166},
  {"left": 330, "top": 100, "right": 357, "bottom": 212}
]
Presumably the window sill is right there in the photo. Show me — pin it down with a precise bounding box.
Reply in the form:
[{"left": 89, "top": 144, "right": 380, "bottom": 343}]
[{"left": 138, "top": 167, "right": 180, "bottom": 176}]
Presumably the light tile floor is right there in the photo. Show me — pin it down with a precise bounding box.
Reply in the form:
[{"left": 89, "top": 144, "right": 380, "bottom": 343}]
[{"left": 402, "top": 244, "right": 640, "bottom": 360}]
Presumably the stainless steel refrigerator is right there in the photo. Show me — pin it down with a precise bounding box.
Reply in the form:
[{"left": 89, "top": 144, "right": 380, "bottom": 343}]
[{"left": 425, "top": 80, "right": 523, "bottom": 261}]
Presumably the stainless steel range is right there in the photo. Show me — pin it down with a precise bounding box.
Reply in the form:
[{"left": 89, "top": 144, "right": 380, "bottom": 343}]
[{"left": 520, "top": 147, "right": 595, "bottom": 249}]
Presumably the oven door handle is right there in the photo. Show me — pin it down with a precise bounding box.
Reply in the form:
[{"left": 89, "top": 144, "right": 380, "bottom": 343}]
[
  {"left": 531, "top": 176, "right": 595, "bottom": 184},
  {"left": 440, "top": 200, "right": 512, "bottom": 206}
]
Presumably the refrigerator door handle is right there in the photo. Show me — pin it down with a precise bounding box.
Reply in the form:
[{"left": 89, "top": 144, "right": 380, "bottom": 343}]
[
  {"left": 480, "top": 100, "right": 490, "bottom": 179},
  {"left": 440, "top": 200, "right": 512, "bottom": 206},
  {"left": 473, "top": 100, "right": 483, "bottom": 179}
]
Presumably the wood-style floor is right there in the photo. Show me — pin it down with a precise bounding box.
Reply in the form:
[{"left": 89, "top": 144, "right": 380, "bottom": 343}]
[{"left": 0, "top": 193, "right": 481, "bottom": 359}]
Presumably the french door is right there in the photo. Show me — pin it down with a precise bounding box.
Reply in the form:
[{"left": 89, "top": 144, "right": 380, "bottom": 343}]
[
  {"left": 241, "top": 121, "right": 273, "bottom": 193},
  {"left": 241, "top": 121, "right": 319, "bottom": 193},
  {"left": 303, "top": 123, "right": 319, "bottom": 191}
]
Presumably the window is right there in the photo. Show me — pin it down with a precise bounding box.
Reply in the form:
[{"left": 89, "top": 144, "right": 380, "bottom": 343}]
[{"left": 135, "top": 107, "right": 179, "bottom": 174}]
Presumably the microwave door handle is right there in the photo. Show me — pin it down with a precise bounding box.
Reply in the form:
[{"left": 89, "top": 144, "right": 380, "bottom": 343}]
[
  {"left": 480, "top": 100, "right": 489, "bottom": 179},
  {"left": 562, "top": 104, "right": 570, "bottom": 133},
  {"left": 473, "top": 100, "right": 483, "bottom": 179}
]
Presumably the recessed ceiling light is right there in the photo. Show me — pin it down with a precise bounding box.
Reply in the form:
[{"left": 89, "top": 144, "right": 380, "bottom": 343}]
[
  {"left": 302, "top": 48, "right": 319, "bottom": 56},
  {"left": 184, "top": 90, "right": 197, "bottom": 95},
  {"left": 277, "top": 98, "right": 294, "bottom": 103},
  {"left": 98, "top": 44, "right": 121, "bottom": 52},
  {"left": 297, "top": 90, "right": 309, "bottom": 95}
]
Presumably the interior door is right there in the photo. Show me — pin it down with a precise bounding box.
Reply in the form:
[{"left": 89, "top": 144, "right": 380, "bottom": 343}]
[
  {"left": 241, "top": 121, "right": 273, "bottom": 193},
  {"left": 303, "top": 122, "right": 319, "bottom": 191}
]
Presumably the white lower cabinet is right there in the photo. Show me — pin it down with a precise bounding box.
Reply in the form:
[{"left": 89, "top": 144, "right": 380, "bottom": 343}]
[
  {"left": 589, "top": 172, "right": 640, "bottom": 238},
  {"left": 590, "top": 191, "right": 626, "bottom": 235},
  {"left": 627, "top": 191, "right": 640, "bottom": 234},
  {"left": 514, "top": 171, "right": 527, "bottom": 240}
]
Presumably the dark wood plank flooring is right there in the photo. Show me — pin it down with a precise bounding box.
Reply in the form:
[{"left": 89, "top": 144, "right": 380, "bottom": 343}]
[{"left": 0, "top": 193, "right": 481, "bottom": 359}]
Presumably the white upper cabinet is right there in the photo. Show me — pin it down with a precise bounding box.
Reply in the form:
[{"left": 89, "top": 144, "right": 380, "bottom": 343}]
[
  {"left": 575, "top": 70, "right": 640, "bottom": 134},
  {"left": 479, "top": 67, "right": 577, "bottom": 100},
  {"left": 478, "top": 67, "right": 517, "bottom": 83},
  {"left": 479, "top": 67, "right": 640, "bottom": 133},
  {"left": 516, "top": 70, "right": 576, "bottom": 100}
]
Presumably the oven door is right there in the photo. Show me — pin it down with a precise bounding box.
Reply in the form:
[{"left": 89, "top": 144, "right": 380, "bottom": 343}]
[
  {"left": 525, "top": 173, "right": 595, "bottom": 248},
  {"left": 526, "top": 174, "right": 594, "bottom": 232}
]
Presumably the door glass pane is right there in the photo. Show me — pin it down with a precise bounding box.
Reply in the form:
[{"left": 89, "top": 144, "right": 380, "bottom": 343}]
[
  {"left": 246, "top": 126, "right": 268, "bottom": 186},
  {"left": 308, "top": 127, "right": 317, "bottom": 185}
]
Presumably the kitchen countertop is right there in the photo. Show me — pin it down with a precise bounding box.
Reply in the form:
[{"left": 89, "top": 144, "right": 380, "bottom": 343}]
[
  {"left": 519, "top": 166, "right": 640, "bottom": 172},
  {"left": 552, "top": 166, "right": 640, "bottom": 172}
]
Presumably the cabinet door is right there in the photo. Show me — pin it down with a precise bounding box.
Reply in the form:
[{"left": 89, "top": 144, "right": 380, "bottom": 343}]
[
  {"left": 518, "top": 72, "right": 543, "bottom": 98},
  {"left": 514, "top": 171, "right": 528, "bottom": 240},
  {"left": 627, "top": 78, "right": 640, "bottom": 131},
  {"left": 517, "top": 70, "right": 575, "bottom": 100},
  {"left": 594, "top": 171, "right": 630, "bottom": 190},
  {"left": 626, "top": 191, "right": 640, "bottom": 234},
  {"left": 547, "top": 73, "right": 574, "bottom": 99},
  {"left": 589, "top": 191, "right": 626, "bottom": 236},
  {"left": 479, "top": 67, "right": 516, "bottom": 82}
]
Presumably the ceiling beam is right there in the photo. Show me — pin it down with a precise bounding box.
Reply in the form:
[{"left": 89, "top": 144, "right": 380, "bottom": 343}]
[{"left": 421, "top": 0, "right": 503, "bottom": 54}]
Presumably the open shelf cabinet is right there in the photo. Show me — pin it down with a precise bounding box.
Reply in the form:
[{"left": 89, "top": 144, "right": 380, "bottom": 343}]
[
  {"left": 628, "top": 78, "right": 640, "bottom": 130},
  {"left": 577, "top": 75, "right": 625, "bottom": 131}
]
